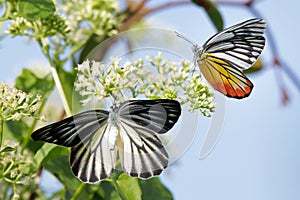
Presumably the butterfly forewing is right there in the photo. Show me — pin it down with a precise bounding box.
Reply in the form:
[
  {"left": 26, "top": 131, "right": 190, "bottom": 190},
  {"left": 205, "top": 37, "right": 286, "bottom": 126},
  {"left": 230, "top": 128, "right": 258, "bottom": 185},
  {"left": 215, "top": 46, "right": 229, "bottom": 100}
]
[
  {"left": 201, "top": 18, "right": 266, "bottom": 70},
  {"left": 31, "top": 110, "right": 109, "bottom": 147},
  {"left": 118, "top": 99, "right": 181, "bottom": 133}
]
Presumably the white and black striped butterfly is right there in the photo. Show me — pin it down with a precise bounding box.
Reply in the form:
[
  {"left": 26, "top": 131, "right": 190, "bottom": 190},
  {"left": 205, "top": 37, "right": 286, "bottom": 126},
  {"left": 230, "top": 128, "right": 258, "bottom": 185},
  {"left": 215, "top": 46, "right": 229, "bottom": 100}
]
[
  {"left": 177, "top": 18, "right": 266, "bottom": 99},
  {"left": 32, "top": 99, "right": 181, "bottom": 183}
]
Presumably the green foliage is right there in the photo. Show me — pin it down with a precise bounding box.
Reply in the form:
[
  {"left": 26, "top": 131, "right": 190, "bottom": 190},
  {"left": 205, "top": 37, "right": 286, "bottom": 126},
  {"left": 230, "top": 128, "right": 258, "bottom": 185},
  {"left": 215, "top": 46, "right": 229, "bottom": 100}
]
[
  {"left": 243, "top": 59, "right": 264, "bottom": 74},
  {"left": 18, "top": 0, "right": 56, "bottom": 20},
  {"left": 192, "top": 0, "right": 224, "bottom": 31},
  {"left": 0, "top": 141, "right": 46, "bottom": 200},
  {"left": 115, "top": 174, "right": 142, "bottom": 200},
  {"left": 139, "top": 177, "right": 173, "bottom": 200},
  {"left": 33, "top": 143, "right": 69, "bottom": 169},
  {"left": 15, "top": 68, "right": 54, "bottom": 97},
  {"left": 45, "top": 156, "right": 87, "bottom": 199}
]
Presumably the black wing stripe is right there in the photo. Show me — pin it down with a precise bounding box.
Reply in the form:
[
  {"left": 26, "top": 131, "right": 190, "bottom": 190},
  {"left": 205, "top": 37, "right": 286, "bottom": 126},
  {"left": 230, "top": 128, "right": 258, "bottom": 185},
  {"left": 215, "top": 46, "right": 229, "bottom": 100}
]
[
  {"left": 204, "top": 57, "right": 252, "bottom": 96},
  {"left": 206, "top": 55, "right": 250, "bottom": 83},
  {"left": 70, "top": 124, "right": 116, "bottom": 183},
  {"left": 202, "top": 18, "right": 266, "bottom": 70},
  {"left": 31, "top": 110, "right": 109, "bottom": 147},
  {"left": 118, "top": 99, "right": 181, "bottom": 134},
  {"left": 204, "top": 18, "right": 265, "bottom": 47},
  {"left": 119, "top": 122, "right": 168, "bottom": 179},
  {"left": 117, "top": 99, "right": 180, "bottom": 179}
]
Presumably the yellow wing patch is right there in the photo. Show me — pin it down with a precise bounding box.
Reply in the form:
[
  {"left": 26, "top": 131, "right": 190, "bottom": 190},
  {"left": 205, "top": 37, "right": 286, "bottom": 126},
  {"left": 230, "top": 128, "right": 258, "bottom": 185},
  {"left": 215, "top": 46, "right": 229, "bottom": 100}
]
[{"left": 199, "top": 53, "right": 253, "bottom": 99}]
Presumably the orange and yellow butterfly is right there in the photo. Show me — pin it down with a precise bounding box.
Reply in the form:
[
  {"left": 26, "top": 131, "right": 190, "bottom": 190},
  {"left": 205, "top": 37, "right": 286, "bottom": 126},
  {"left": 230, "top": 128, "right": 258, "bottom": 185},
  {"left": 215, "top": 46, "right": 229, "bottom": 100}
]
[{"left": 177, "top": 18, "right": 266, "bottom": 99}]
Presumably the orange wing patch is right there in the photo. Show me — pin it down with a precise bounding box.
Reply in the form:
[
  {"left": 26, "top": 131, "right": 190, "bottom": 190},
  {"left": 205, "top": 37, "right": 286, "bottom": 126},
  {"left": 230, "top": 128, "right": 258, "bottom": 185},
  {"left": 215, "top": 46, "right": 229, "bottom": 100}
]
[{"left": 199, "top": 53, "right": 253, "bottom": 99}]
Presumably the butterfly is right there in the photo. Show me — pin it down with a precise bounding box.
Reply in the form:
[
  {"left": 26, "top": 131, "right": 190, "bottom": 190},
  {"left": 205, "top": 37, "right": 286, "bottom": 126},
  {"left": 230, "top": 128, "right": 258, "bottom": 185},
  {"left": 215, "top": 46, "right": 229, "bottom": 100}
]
[
  {"left": 176, "top": 18, "right": 266, "bottom": 99},
  {"left": 31, "top": 99, "right": 181, "bottom": 183}
]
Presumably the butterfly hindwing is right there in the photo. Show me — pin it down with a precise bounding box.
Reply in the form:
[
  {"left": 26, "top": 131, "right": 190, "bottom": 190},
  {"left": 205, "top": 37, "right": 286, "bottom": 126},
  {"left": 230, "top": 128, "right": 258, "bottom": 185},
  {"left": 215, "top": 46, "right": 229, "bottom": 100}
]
[
  {"left": 70, "top": 123, "right": 117, "bottom": 183},
  {"left": 117, "top": 99, "right": 181, "bottom": 178},
  {"left": 118, "top": 122, "right": 169, "bottom": 179},
  {"left": 200, "top": 54, "right": 253, "bottom": 98}
]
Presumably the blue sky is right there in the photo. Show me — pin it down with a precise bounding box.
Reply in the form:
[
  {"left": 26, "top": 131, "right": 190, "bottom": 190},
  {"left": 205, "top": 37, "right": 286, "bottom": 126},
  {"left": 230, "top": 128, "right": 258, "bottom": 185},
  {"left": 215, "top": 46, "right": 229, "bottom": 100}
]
[
  {"left": 1, "top": 0, "right": 300, "bottom": 199},
  {"left": 149, "top": 1, "right": 300, "bottom": 199}
]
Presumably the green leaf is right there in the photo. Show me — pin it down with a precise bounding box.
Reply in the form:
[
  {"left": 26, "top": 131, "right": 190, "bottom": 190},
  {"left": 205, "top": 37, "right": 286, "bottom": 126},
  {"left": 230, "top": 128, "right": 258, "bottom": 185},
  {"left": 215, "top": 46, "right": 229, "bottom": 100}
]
[
  {"left": 139, "top": 177, "right": 173, "bottom": 200},
  {"left": 100, "top": 181, "right": 122, "bottom": 200},
  {"left": 0, "top": 146, "right": 15, "bottom": 153},
  {"left": 33, "top": 143, "right": 69, "bottom": 169},
  {"left": 18, "top": 0, "right": 56, "bottom": 20},
  {"left": 206, "top": 6, "right": 223, "bottom": 32},
  {"left": 49, "top": 188, "right": 66, "bottom": 200},
  {"left": 4, "top": 119, "right": 44, "bottom": 153},
  {"left": 115, "top": 173, "right": 142, "bottom": 200},
  {"left": 15, "top": 68, "right": 54, "bottom": 98},
  {"left": 244, "top": 58, "right": 264, "bottom": 74},
  {"left": 79, "top": 34, "right": 107, "bottom": 63},
  {"left": 4, "top": 120, "right": 29, "bottom": 141},
  {"left": 192, "top": 0, "right": 224, "bottom": 31},
  {"left": 45, "top": 156, "right": 90, "bottom": 199}
]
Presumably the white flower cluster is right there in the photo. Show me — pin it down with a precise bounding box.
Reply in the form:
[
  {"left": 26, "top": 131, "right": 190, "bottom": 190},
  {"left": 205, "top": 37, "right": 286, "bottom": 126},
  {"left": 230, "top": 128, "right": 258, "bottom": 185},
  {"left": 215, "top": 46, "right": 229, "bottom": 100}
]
[
  {"left": 0, "top": 140, "right": 36, "bottom": 199},
  {"left": 0, "top": 82, "right": 43, "bottom": 121},
  {"left": 6, "top": 0, "right": 120, "bottom": 60},
  {"left": 75, "top": 58, "right": 152, "bottom": 105},
  {"left": 59, "top": 0, "right": 120, "bottom": 39},
  {"left": 75, "top": 52, "right": 215, "bottom": 116}
]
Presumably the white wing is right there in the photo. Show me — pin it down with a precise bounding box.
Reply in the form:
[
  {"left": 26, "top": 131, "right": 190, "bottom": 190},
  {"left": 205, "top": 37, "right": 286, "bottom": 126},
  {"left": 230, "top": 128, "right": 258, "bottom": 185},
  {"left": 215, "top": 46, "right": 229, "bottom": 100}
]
[
  {"left": 70, "top": 123, "right": 117, "bottom": 183},
  {"left": 201, "top": 18, "right": 266, "bottom": 70},
  {"left": 117, "top": 99, "right": 181, "bottom": 178},
  {"left": 32, "top": 110, "right": 118, "bottom": 183}
]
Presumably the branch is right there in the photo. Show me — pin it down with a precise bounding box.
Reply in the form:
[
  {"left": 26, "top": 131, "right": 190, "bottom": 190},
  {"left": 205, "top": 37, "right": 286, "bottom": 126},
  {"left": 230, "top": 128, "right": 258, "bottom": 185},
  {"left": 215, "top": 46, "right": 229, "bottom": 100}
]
[
  {"left": 129, "top": 0, "right": 148, "bottom": 15},
  {"left": 120, "top": 0, "right": 190, "bottom": 31},
  {"left": 214, "top": 0, "right": 261, "bottom": 6},
  {"left": 248, "top": 7, "right": 300, "bottom": 102}
]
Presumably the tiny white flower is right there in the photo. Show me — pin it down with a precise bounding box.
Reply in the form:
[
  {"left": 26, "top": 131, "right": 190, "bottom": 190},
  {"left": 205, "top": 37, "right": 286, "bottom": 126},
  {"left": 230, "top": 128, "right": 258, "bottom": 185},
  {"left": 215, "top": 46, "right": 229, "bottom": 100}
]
[
  {"left": 40, "top": 116, "right": 47, "bottom": 122},
  {"left": 12, "top": 113, "right": 22, "bottom": 121},
  {"left": 78, "top": 60, "right": 91, "bottom": 71}
]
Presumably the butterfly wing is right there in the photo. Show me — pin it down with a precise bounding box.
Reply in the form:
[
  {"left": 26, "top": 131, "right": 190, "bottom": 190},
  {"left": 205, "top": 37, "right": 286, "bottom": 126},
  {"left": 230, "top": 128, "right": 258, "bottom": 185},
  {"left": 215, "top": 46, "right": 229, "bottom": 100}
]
[
  {"left": 198, "top": 18, "right": 266, "bottom": 98},
  {"left": 202, "top": 18, "right": 266, "bottom": 70},
  {"left": 117, "top": 99, "right": 181, "bottom": 179},
  {"left": 31, "top": 110, "right": 109, "bottom": 147},
  {"left": 32, "top": 110, "right": 118, "bottom": 183},
  {"left": 199, "top": 54, "right": 253, "bottom": 98},
  {"left": 70, "top": 123, "right": 118, "bottom": 183}
]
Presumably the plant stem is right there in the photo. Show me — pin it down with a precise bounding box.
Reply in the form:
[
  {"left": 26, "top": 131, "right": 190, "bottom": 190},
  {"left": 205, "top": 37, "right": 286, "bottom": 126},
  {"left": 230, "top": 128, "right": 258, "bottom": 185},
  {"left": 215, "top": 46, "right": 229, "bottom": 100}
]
[
  {"left": 50, "top": 67, "right": 72, "bottom": 116},
  {"left": 71, "top": 182, "right": 86, "bottom": 200},
  {"left": 38, "top": 39, "right": 72, "bottom": 116}
]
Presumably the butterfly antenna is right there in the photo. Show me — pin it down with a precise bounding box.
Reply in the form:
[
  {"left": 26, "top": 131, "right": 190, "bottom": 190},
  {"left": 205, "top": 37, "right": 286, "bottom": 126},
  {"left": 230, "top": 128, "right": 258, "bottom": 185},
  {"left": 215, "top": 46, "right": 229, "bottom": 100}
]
[
  {"left": 175, "top": 31, "right": 201, "bottom": 75},
  {"left": 175, "top": 31, "right": 197, "bottom": 47}
]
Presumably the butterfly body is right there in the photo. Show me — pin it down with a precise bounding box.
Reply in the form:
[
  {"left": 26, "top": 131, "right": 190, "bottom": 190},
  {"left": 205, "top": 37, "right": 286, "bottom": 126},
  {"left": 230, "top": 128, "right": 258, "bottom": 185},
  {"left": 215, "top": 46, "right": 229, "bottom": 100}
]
[
  {"left": 177, "top": 18, "right": 266, "bottom": 99},
  {"left": 32, "top": 99, "right": 181, "bottom": 183},
  {"left": 107, "top": 110, "right": 121, "bottom": 149}
]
